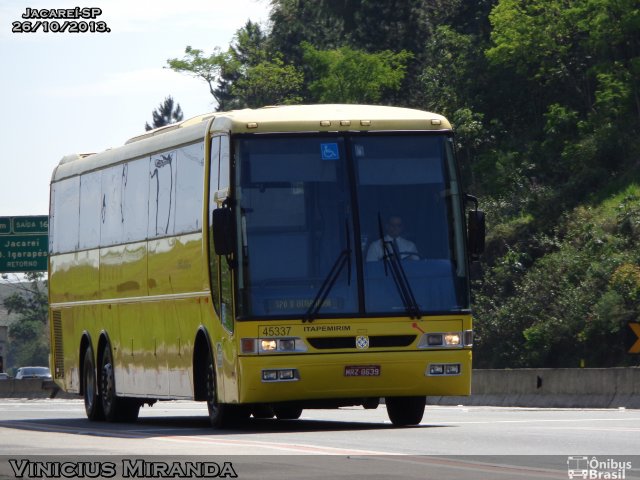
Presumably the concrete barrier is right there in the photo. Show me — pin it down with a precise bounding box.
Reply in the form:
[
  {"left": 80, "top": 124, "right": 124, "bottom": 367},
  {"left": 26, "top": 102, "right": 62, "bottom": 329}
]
[
  {"left": 428, "top": 367, "right": 640, "bottom": 408},
  {"left": 0, "top": 379, "right": 76, "bottom": 399},
  {"left": 1, "top": 368, "right": 639, "bottom": 407}
]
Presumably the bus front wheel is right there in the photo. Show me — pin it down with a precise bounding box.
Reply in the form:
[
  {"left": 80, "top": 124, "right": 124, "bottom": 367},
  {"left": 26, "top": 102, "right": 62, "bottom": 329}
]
[
  {"left": 205, "top": 355, "right": 248, "bottom": 428},
  {"left": 83, "top": 347, "right": 104, "bottom": 421},
  {"left": 385, "top": 396, "right": 425, "bottom": 426}
]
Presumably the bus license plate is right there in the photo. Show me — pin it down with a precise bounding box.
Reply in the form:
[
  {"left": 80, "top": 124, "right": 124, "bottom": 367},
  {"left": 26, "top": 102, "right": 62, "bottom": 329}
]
[{"left": 344, "top": 365, "right": 380, "bottom": 377}]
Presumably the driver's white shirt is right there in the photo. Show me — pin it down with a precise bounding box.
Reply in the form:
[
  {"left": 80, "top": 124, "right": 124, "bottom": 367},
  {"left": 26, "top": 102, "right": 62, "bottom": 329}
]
[{"left": 366, "top": 235, "right": 418, "bottom": 261}]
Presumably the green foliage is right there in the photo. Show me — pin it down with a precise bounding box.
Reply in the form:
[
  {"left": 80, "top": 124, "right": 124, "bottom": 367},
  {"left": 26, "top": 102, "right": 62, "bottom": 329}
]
[
  {"left": 164, "top": 0, "right": 639, "bottom": 368},
  {"left": 302, "top": 43, "right": 412, "bottom": 104},
  {"left": 475, "top": 185, "right": 640, "bottom": 368},
  {"left": 168, "top": 21, "right": 303, "bottom": 110},
  {"left": 230, "top": 56, "right": 304, "bottom": 108},
  {"left": 167, "top": 46, "right": 228, "bottom": 108},
  {"left": 144, "top": 96, "right": 183, "bottom": 131},
  {"left": 3, "top": 273, "right": 49, "bottom": 369}
]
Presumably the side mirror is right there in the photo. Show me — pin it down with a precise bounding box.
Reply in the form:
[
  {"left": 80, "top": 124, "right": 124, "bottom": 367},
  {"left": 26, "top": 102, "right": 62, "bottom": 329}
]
[
  {"left": 468, "top": 209, "right": 486, "bottom": 260},
  {"left": 211, "top": 208, "right": 234, "bottom": 256}
]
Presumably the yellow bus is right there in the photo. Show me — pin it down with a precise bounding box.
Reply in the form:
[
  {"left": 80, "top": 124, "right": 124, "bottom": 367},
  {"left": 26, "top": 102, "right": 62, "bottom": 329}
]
[{"left": 49, "top": 104, "right": 485, "bottom": 427}]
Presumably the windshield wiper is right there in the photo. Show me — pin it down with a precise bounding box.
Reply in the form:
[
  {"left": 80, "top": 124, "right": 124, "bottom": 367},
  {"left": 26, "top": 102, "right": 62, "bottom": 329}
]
[
  {"left": 376, "top": 213, "right": 421, "bottom": 319},
  {"left": 304, "top": 220, "right": 351, "bottom": 323}
]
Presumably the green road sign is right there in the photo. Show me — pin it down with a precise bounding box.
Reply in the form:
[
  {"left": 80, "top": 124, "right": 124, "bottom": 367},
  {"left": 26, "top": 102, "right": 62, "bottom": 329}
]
[
  {"left": 0, "top": 216, "right": 48, "bottom": 273},
  {"left": 13, "top": 216, "right": 48, "bottom": 234},
  {"left": 0, "top": 218, "right": 10, "bottom": 235}
]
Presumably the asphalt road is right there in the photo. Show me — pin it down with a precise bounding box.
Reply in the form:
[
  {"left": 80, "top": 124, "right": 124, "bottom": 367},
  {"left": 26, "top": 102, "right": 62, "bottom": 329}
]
[{"left": 0, "top": 399, "right": 638, "bottom": 479}]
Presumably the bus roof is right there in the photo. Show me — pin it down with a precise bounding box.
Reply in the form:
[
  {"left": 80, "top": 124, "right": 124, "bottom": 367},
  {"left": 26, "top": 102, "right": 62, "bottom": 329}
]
[{"left": 52, "top": 104, "right": 451, "bottom": 182}]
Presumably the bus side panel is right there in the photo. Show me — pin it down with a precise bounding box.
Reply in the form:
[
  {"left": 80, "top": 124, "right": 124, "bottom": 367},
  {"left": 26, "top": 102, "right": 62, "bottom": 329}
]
[
  {"left": 72, "top": 250, "right": 100, "bottom": 302},
  {"left": 99, "top": 243, "right": 148, "bottom": 300},
  {"left": 167, "top": 298, "right": 201, "bottom": 397},
  {"left": 166, "top": 232, "right": 205, "bottom": 294},
  {"left": 148, "top": 238, "right": 176, "bottom": 296},
  {"left": 50, "top": 251, "right": 98, "bottom": 392},
  {"left": 49, "top": 253, "right": 83, "bottom": 304},
  {"left": 115, "top": 301, "right": 163, "bottom": 396}
]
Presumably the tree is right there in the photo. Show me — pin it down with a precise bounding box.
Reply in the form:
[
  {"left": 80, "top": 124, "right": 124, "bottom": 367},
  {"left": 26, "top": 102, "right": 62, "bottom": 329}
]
[
  {"left": 167, "top": 46, "right": 229, "bottom": 110},
  {"left": 221, "top": 21, "right": 303, "bottom": 108},
  {"left": 2, "top": 273, "right": 48, "bottom": 370},
  {"left": 230, "top": 56, "right": 304, "bottom": 108},
  {"left": 144, "top": 96, "right": 184, "bottom": 131},
  {"left": 168, "top": 22, "right": 304, "bottom": 110},
  {"left": 302, "top": 43, "right": 412, "bottom": 104},
  {"left": 215, "top": 21, "right": 270, "bottom": 110}
]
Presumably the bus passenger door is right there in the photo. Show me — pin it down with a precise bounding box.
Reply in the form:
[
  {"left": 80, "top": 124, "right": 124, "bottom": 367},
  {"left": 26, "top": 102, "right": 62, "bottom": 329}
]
[{"left": 209, "top": 134, "right": 238, "bottom": 403}]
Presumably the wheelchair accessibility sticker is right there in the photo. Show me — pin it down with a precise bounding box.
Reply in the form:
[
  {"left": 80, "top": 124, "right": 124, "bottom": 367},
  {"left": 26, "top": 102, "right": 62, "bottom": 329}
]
[{"left": 320, "top": 143, "right": 339, "bottom": 160}]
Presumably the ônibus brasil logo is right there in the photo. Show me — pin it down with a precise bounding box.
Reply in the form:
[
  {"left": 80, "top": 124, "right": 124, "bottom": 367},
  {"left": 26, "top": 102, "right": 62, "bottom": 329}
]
[{"left": 567, "top": 456, "right": 632, "bottom": 479}]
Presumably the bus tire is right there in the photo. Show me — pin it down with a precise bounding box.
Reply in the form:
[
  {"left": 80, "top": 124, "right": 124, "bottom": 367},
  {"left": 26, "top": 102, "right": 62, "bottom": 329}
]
[
  {"left": 205, "top": 352, "right": 248, "bottom": 428},
  {"left": 273, "top": 405, "right": 303, "bottom": 420},
  {"left": 83, "top": 347, "right": 104, "bottom": 421},
  {"left": 385, "top": 396, "right": 425, "bottom": 426},
  {"left": 100, "top": 346, "right": 140, "bottom": 423}
]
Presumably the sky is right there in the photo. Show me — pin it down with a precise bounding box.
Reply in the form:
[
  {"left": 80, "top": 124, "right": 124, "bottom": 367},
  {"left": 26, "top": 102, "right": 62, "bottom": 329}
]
[{"left": 0, "top": 0, "right": 271, "bottom": 216}]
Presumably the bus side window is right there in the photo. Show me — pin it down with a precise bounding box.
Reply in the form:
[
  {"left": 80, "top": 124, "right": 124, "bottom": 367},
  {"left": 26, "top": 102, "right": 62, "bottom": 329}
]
[
  {"left": 78, "top": 172, "right": 101, "bottom": 250},
  {"left": 209, "top": 136, "right": 221, "bottom": 315},
  {"left": 148, "top": 150, "right": 177, "bottom": 239},
  {"left": 219, "top": 135, "right": 233, "bottom": 332},
  {"left": 219, "top": 135, "right": 230, "bottom": 191},
  {"left": 174, "top": 143, "right": 204, "bottom": 234},
  {"left": 51, "top": 177, "right": 80, "bottom": 254}
]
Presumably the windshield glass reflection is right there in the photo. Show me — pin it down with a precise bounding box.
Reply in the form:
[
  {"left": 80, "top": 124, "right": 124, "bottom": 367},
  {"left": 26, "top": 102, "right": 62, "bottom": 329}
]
[{"left": 233, "top": 134, "right": 469, "bottom": 319}]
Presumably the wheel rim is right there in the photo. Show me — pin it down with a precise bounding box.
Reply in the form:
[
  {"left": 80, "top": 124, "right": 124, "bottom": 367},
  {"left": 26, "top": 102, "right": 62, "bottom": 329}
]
[
  {"left": 206, "top": 362, "right": 219, "bottom": 419},
  {"left": 84, "top": 362, "right": 95, "bottom": 411},
  {"left": 101, "top": 356, "right": 114, "bottom": 413}
]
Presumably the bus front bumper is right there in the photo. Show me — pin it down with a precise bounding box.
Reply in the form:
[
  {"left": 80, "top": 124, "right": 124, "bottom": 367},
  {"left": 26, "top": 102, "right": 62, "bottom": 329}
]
[{"left": 237, "top": 349, "right": 471, "bottom": 404}]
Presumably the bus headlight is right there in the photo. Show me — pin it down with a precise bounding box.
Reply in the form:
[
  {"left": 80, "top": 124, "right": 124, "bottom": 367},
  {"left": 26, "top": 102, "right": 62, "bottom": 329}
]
[
  {"left": 242, "top": 337, "right": 308, "bottom": 354},
  {"left": 418, "top": 332, "right": 466, "bottom": 348},
  {"left": 444, "top": 333, "right": 461, "bottom": 346},
  {"left": 278, "top": 338, "right": 296, "bottom": 351},
  {"left": 261, "top": 339, "right": 277, "bottom": 351}
]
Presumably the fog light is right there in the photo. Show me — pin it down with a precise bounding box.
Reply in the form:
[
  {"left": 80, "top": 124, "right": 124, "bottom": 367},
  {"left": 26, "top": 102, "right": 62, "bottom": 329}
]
[
  {"left": 444, "top": 333, "right": 461, "bottom": 346},
  {"left": 429, "top": 364, "right": 444, "bottom": 375},
  {"left": 278, "top": 369, "right": 295, "bottom": 380},
  {"left": 445, "top": 364, "right": 460, "bottom": 375},
  {"left": 261, "top": 339, "right": 277, "bottom": 351},
  {"left": 279, "top": 339, "right": 295, "bottom": 351},
  {"left": 262, "top": 370, "right": 278, "bottom": 381},
  {"left": 427, "top": 334, "right": 443, "bottom": 346}
]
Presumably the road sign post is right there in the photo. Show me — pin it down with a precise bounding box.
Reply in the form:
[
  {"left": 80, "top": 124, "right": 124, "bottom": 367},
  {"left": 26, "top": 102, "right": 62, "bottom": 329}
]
[{"left": 0, "top": 216, "right": 48, "bottom": 273}]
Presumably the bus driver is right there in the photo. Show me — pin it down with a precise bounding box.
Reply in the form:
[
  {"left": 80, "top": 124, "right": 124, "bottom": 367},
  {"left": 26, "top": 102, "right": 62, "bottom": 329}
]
[{"left": 366, "top": 215, "right": 419, "bottom": 262}]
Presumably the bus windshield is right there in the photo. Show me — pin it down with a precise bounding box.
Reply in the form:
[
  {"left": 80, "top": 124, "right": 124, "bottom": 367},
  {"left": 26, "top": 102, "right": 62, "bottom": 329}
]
[{"left": 233, "top": 133, "right": 469, "bottom": 319}]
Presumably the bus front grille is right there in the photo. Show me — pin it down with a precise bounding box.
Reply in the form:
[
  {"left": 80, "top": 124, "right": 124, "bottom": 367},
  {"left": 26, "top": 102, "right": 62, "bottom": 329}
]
[{"left": 307, "top": 335, "right": 417, "bottom": 350}]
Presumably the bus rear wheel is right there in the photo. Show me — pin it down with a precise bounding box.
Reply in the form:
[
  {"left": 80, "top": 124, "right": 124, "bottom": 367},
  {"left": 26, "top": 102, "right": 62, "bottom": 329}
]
[
  {"left": 83, "top": 347, "right": 104, "bottom": 421},
  {"left": 205, "top": 355, "right": 248, "bottom": 428},
  {"left": 100, "top": 346, "right": 140, "bottom": 422},
  {"left": 385, "top": 396, "right": 425, "bottom": 426}
]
